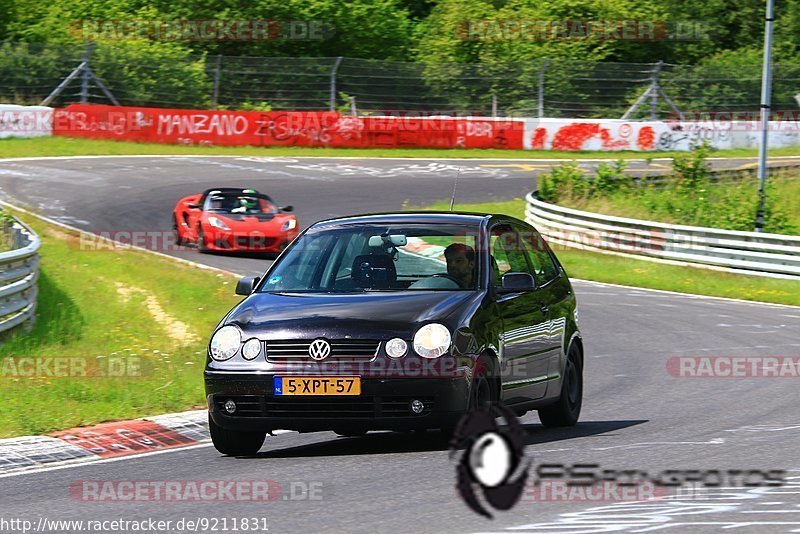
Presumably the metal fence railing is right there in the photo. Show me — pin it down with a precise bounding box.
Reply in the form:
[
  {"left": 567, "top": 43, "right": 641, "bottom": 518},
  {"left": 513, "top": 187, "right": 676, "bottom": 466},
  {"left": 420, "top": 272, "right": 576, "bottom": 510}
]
[
  {"left": 525, "top": 192, "right": 800, "bottom": 279},
  {"left": 0, "top": 217, "right": 40, "bottom": 334},
  {"left": 2, "top": 41, "right": 800, "bottom": 119}
]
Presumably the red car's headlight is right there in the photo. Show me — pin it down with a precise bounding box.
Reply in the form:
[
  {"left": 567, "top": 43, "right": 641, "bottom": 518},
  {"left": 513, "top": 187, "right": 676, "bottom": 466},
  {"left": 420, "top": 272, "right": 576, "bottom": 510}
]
[
  {"left": 208, "top": 216, "right": 231, "bottom": 230},
  {"left": 281, "top": 219, "right": 297, "bottom": 231}
]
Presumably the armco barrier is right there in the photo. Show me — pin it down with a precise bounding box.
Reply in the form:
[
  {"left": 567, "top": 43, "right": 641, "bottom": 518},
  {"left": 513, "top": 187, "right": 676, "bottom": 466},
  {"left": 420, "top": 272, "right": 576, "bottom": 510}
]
[
  {"left": 0, "top": 217, "right": 39, "bottom": 334},
  {"left": 525, "top": 192, "right": 800, "bottom": 279},
  {"left": 52, "top": 105, "right": 524, "bottom": 149},
  {"left": 0, "top": 105, "right": 53, "bottom": 139},
  {"left": 52, "top": 105, "right": 800, "bottom": 151}
]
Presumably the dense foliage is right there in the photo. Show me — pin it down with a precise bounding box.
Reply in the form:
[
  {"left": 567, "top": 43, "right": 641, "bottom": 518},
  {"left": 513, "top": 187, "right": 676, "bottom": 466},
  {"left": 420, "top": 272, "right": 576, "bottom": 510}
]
[
  {"left": 2, "top": 1, "right": 798, "bottom": 113},
  {"left": 2, "top": 0, "right": 798, "bottom": 65}
]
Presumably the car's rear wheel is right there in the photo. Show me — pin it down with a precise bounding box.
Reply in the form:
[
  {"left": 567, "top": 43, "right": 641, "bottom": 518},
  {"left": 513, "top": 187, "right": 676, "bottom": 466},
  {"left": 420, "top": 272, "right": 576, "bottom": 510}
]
[
  {"left": 209, "top": 414, "right": 266, "bottom": 456},
  {"left": 173, "top": 215, "right": 187, "bottom": 246},
  {"left": 538, "top": 344, "right": 582, "bottom": 427}
]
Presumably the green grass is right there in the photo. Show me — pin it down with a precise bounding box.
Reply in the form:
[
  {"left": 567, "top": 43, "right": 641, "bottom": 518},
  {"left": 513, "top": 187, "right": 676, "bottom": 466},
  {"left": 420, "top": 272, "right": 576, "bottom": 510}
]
[
  {"left": 0, "top": 211, "right": 242, "bottom": 437},
  {"left": 559, "top": 175, "right": 800, "bottom": 234},
  {"left": 421, "top": 199, "right": 800, "bottom": 307},
  {"left": 3, "top": 136, "right": 800, "bottom": 159}
]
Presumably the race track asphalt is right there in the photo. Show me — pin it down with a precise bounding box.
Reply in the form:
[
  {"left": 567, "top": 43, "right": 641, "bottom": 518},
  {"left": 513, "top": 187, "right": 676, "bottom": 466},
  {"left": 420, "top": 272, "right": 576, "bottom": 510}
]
[{"left": 0, "top": 155, "right": 798, "bottom": 533}]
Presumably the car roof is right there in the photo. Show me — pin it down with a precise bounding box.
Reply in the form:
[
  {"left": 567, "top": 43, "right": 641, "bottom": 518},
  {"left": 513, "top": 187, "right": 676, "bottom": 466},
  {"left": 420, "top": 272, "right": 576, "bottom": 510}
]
[{"left": 310, "top": 211, "right": 507, "bottom": 229}]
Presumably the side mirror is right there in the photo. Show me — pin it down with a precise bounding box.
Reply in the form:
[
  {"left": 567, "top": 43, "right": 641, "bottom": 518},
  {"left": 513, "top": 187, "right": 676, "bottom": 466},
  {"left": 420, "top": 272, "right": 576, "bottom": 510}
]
[
  {"left": 235, "top": 276, "right": 260, "bottom": 295},
  {"left": 280, "top": 205, "right": 294, "bottom": 212},
  {"left": 188, "top": 203, "right": 200, "bottom": 210},
  {"left": 499, "top": 272, "right": 535, "bottom": 293}
]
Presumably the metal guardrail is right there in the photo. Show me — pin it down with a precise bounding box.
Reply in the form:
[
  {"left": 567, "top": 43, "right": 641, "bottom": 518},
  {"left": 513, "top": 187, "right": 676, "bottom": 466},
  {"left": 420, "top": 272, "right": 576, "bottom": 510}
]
[
  {"left": 525, "top": 192, "right": 800, "bottom": 280},
  {"left": 0, "top": 217, "right": 40, "bottom": 334}
]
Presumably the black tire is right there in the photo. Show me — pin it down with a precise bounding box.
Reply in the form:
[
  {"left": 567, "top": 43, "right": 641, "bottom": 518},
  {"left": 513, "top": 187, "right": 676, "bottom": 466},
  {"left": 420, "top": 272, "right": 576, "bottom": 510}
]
[
  {"left": 469, "top": 356, "right": 495, "bottom": 412},
  {"left": 173, "top": 215, "right": 187, "bottom": 246},
  {"left": 538, "top": 344, "right": 583, "bottom": 427},
  {"left": 440, "top": 356, "right": 496, "bottom": 438},
  {"left": 197, "top": 227, "right": 209, "bottom": 253},
  {"left": 209, "top": 414, "right": 266, "bottom": 456}
]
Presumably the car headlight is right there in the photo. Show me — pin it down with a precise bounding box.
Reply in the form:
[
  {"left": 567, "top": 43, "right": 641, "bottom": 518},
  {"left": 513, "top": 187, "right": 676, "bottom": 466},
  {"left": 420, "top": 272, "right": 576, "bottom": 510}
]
[
  {"left": 208, "top": 216, "right": 230, "bottom": 230},
  {"left": 281, "top": 219, "right": 297, "bottom": 231},
  {"left": 210, "top": 325, "right": 241, "bottom": 361},
  {"left": 413, "top": 323, "right": 451, "bottom": 359},
  {"left": 241, "top": 338, "right": 262, "bottom": 360},
  {"left": 386, "top": 338, "right": 408, "bottom": 358}
]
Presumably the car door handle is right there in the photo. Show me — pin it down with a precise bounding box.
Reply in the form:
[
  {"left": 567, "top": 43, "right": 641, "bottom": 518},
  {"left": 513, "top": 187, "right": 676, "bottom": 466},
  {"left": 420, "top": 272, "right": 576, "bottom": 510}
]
[{"left": 539, "top": 303, "right": 549, "bottom": 314}]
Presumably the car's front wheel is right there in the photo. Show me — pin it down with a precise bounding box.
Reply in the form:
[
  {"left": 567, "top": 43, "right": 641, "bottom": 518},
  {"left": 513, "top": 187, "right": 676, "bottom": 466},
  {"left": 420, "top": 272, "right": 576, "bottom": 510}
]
[
  {"left": 209, "top": 414, "right": 266, "bottom": 456},
  {"left": 440, "top": 355, "right": 496, "bottom": 438},
  {"left": 197, "top": 227, "right": 209, "bottom": 253},
  {"left": 538, "top": 343, "right": 582, "bottom": 427}
]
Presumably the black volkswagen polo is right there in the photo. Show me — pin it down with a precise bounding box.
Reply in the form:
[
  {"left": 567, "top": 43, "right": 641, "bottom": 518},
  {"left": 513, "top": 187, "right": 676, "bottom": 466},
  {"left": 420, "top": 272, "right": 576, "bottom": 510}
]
[{"left": 205, "top": 212, "right": 583, "bottom": 455}]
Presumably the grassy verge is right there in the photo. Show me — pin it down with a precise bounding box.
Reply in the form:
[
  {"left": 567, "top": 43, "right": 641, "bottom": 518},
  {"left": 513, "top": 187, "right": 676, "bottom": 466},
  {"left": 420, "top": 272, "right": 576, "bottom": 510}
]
[
  {"left": 422, "top": 199, "right": 800, "bottom": 307},
  {"left": 3, "top": 136, "right": 800, "bottom": 160},
  {"left": 568, "top": 176, "right": 800, "bottom": 232},
  {"left": 0, "top": 210, "right": 241, "bottom": 437}
]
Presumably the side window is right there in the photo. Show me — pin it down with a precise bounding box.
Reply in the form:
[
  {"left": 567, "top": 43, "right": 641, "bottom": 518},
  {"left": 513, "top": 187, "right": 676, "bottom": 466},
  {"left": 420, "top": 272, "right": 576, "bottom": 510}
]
[
  {"left": 517, "top": 226, "right": 559, "bottom": 286},
  {"left": 489, "top": 226, "right": 529, "bottom": 286}
]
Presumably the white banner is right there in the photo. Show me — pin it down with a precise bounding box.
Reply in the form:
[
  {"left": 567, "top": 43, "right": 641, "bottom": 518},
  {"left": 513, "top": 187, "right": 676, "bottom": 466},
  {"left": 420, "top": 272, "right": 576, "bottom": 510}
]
[
  {"left": 0, "top": 105, "right": 54, "bottom": 139},
  {"left": 523, "top": 117, "right": 800, "bottom": 151}
]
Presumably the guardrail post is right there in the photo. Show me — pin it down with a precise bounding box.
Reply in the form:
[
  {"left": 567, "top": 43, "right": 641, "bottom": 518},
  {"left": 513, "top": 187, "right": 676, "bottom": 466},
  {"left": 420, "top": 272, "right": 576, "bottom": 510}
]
[
  {"left": 538, "top": 58, "right": 550, "bottom": 118},
  {"left": 211, "top": 54, "right": 222, "bottom": 110},
  {"left": 80, "top": 42, "right": 95, "bottom": 104},
  {"left": 330, "top": 57, "right": 343, "bottom": 112}
]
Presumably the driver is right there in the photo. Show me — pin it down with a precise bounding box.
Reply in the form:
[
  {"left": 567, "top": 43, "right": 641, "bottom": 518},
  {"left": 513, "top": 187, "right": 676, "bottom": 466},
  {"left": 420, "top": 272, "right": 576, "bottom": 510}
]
[
  {"left": 231, "top": 196, "right": 258, "bottom": 213},
  {"left": 443, "top": 243, "right": 475, "bottom": 288}
]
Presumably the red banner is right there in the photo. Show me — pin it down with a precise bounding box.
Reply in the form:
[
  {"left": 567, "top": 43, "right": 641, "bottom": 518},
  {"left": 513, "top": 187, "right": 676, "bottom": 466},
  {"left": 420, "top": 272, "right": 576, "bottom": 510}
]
[{"left": 53, "top": 104, "right": 524, "bottom": 150}]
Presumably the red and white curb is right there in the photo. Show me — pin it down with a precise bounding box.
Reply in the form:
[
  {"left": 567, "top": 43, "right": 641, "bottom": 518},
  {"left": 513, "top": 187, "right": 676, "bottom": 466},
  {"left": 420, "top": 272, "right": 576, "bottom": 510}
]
[{"left": 0, "top": 410, "right": 211, "bottom": 476}]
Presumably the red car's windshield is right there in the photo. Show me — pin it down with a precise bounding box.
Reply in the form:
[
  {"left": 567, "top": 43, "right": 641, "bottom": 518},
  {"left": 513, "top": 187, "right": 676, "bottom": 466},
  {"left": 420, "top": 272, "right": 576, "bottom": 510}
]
[{"left": 204, "top": 193, "right": 278, "bottom": 215}]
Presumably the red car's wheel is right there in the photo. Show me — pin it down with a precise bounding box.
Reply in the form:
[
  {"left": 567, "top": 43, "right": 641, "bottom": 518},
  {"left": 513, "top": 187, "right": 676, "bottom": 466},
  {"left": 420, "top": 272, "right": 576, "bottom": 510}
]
[
  {"left": 197, "top": 226, "right": 209, "bottom": 253},
  {"left": 173, "top": 215, "right": 187, "bottom": 246}
]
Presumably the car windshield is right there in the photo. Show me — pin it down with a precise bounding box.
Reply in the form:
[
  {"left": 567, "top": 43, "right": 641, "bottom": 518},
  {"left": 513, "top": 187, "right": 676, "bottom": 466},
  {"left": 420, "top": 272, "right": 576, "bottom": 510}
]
[
  {"left": 204, "top": 193, "right": 278, "bottom": 215},
  {"left": 259, "top": 224, "right": 480, "bottom": 292}
]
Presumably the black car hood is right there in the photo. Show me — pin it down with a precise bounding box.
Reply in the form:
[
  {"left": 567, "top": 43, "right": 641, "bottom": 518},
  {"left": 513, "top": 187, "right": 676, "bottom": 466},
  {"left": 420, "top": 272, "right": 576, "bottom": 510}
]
[{"left": 227, "top": 291, "right": 478, "bottom": 339}]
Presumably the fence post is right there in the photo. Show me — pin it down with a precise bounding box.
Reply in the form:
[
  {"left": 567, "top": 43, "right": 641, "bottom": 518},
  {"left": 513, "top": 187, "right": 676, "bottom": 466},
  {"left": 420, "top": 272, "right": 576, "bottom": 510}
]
[
  {"left": 649, "top": 60, "right": 664, "bottom": 120},
  {"left": 211, "top": 54, "right": 222, "bottom": 110},
  {"left": 330, "top": 56, "right": 343, "bottom": 111},
  {"left": 349, "top": 96, "right": 357, "bottom": 116},
  {"left": 491, "top": 94, "right": 497, "bottom": 118},
  {"left": 80, "top": 42, "right": 95, "bottom": 104},
  {"left": 538, "top": 58, "right": 550, "bottom": 118}
]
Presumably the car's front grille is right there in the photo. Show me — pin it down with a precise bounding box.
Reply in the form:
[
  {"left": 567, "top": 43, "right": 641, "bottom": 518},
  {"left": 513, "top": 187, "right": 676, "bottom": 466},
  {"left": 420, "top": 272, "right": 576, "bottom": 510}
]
[
  {"left": 265, "top": 340, "right": 380, "bottom": 362},
  {"left": 235, "top": 236, "right": 276, "bottom": 248},
  {"left": 215, "top": 395, "right": 434, "bottom": 418}
]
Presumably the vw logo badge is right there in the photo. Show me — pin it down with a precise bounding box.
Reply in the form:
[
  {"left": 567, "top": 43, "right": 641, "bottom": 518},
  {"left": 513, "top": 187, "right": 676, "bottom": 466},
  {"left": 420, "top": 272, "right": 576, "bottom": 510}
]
[{"left": 308, "top": 339, "right": 331, "bottom": 361}]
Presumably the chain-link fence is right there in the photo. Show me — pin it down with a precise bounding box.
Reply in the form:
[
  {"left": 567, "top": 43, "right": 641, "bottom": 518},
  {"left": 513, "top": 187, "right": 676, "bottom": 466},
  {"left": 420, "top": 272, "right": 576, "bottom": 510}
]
[{"left": 2, "top": 41, "right": 799, "bottom": 118}]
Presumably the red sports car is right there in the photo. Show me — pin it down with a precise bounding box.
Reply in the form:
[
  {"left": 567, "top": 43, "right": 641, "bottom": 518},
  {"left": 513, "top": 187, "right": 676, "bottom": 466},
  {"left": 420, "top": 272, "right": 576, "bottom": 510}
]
[{"left": 173, "top": 188, "right": 298, "bottom": 254}]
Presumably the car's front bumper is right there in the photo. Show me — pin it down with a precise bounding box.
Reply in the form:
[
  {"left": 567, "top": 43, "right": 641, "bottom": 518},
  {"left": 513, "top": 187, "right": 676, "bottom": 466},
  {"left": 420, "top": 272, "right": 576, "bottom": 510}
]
[
  {"left": 204, "top": 229, "right": 297, "bottom": 252},
  {"left": 205, "top": 372, "right": 470, "bottom": 432}
]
